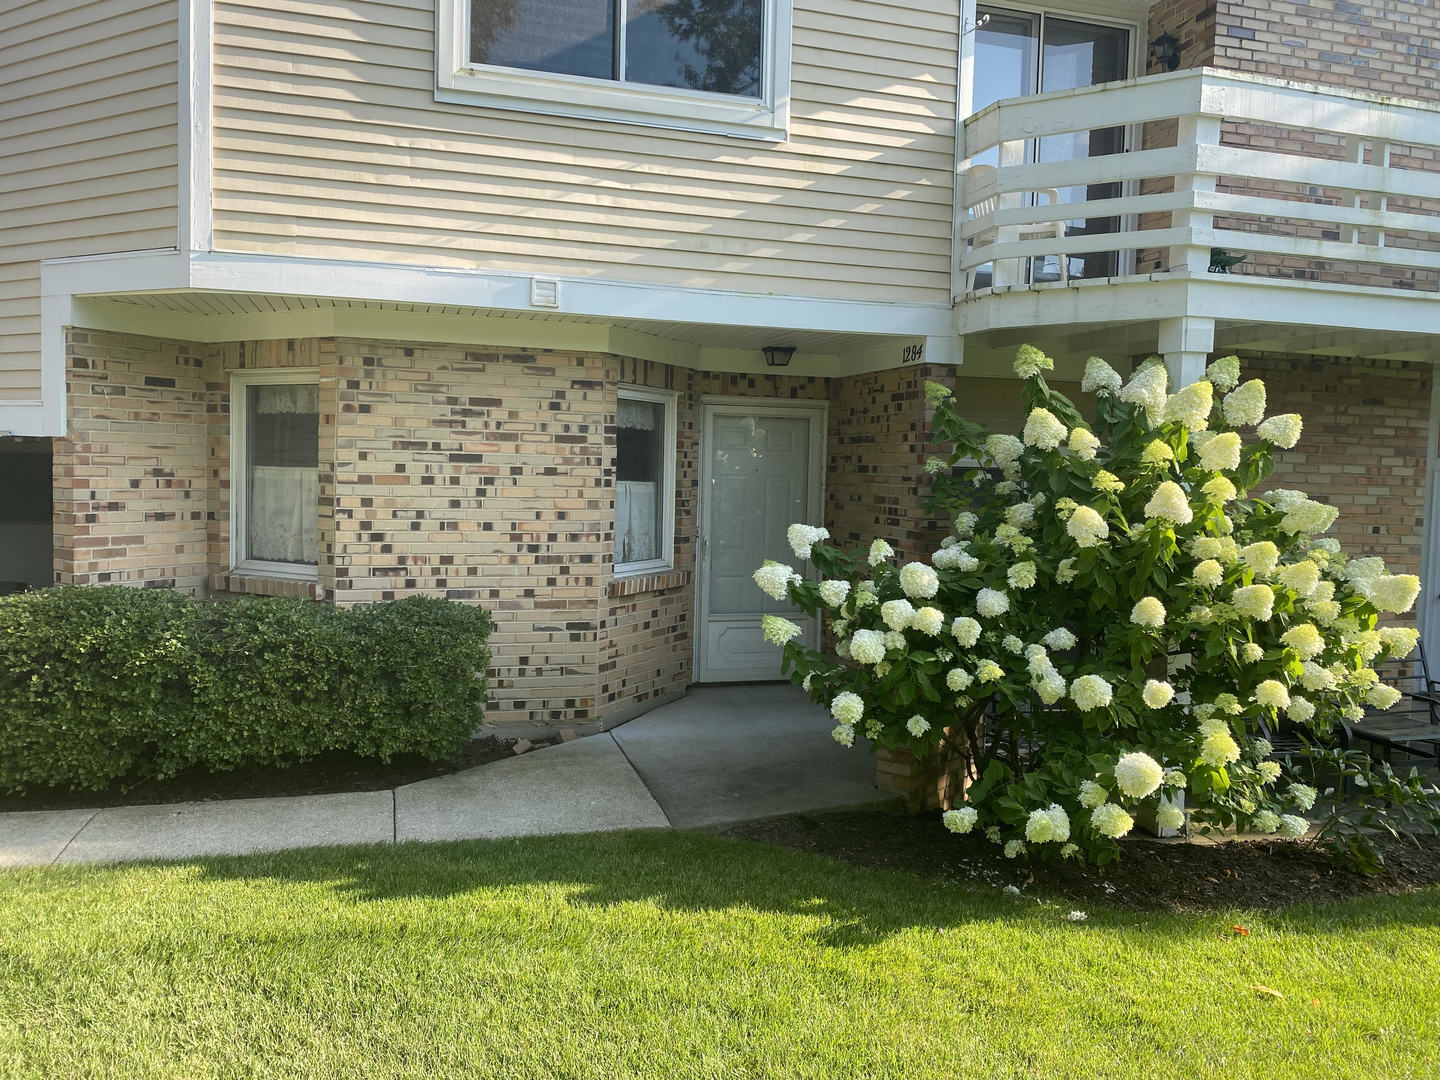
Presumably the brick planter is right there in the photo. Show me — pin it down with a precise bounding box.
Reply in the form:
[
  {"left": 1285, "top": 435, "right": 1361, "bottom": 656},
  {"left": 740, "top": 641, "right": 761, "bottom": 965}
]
[{"left": 875, "top": 728, "right": 975, "bottom": 813}]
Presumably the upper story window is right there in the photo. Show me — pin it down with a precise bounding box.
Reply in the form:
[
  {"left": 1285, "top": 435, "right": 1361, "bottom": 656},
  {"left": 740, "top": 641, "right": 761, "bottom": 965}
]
[{"left": 436, "top": 0, "right": 792, "bottom": 140}]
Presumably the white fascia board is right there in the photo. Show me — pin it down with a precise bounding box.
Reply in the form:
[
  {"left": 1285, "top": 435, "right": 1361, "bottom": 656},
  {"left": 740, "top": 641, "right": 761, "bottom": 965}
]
[{"left": 184, "top": 252, "right": 956, "bottom": 338}]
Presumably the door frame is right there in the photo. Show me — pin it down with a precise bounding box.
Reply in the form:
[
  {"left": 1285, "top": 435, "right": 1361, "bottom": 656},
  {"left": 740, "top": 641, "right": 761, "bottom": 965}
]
[{"left": 694, "top": 395, "right": 829, "bottom": 683}]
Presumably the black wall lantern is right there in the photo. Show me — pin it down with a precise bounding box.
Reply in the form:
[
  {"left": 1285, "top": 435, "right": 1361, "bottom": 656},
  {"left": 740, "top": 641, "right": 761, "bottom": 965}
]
[
  {"left": 1151, "top": 31, "right": 1181, "bottom": 72},
  {"left": 763, "top": 345, "right": 796, "bottom": 368}
]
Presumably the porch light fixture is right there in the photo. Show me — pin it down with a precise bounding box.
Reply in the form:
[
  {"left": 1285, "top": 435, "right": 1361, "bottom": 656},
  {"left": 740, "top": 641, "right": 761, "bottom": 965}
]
[
  {"left": 1151, "top": 31, "right": 1181, "bottom": 72},
  {"left": 763, "top": 345, "right": 796, "bottom": 368}
]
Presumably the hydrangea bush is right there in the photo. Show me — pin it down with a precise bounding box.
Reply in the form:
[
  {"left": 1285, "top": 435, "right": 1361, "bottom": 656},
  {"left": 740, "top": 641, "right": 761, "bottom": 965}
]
[{"left": 756, "top": 347, "right": 1438, "bottom": 870}]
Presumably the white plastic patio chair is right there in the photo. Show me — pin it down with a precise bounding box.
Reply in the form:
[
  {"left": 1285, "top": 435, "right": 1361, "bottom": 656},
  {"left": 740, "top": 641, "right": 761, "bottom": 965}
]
[{"left": 962, "top": 163, "right": 1069, "bottom": 290}]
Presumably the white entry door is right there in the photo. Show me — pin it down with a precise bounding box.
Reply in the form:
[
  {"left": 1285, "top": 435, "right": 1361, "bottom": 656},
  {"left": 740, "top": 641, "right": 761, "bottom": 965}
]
[{"left": 697, "top": 401, "right": 825, "bottom": 682}]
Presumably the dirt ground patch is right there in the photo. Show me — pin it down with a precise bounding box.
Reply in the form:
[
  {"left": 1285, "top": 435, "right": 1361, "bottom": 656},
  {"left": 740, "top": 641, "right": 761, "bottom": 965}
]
[{"left": 719, "top": 807, "right": 1440, "bottom": 913}]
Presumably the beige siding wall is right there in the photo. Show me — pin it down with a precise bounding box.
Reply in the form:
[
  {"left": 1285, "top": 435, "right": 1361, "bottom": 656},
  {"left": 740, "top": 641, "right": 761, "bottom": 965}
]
[
  {"left": 210, "top": 0, "right": 957, "bottom": 304},
  {"left": 0, "top": 0, "right": 180, "bottom": 402}
]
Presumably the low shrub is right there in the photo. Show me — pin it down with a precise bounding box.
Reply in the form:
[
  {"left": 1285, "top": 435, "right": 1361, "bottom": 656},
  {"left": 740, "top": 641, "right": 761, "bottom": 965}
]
[{"left": 0, "top": 588, "right": 492, "bottom": 793}]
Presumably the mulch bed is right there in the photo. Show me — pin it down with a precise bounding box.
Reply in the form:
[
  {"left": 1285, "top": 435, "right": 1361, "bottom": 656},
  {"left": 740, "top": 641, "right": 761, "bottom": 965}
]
[
  {"left": 0, "top": 736, "right": 543, "bottom": 813},
  {"left": 718, "top": 808, "right": 1440, "bottom": 913}
]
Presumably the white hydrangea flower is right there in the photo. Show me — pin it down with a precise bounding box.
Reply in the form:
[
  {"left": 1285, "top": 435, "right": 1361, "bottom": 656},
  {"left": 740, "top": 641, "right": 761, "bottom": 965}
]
[
  {"left": 1023, "top": 407, "right": 1068, "bottom": 450},
  {"left": 898, "top": 561, "right": 940, "bottom": 600},
  {"left": 984, "top": 434, "right": 1025, "bottom": 469},
  {"left": 1199, "top": 431, "right": 1242, "bottom": 472},
  {"left": 954, "top": 511, "right": 978, "bottom": 539},
  {"left": 1379, "top": 626, "right": 1421, "bottom": 659},
  {"left": 849, "top": 629, "right": 887, "bottom": 665},
  {"left": 1276, "top": 561, "right": 1320, "bottom": 598},
  {"left": 1142, "top": 680, "right": 1175, "bottom": 709},
  {"left": 868, "top": 538, "right": 894, "bottom": 567},
  {"left": 1078, "top": 780, "right": 1108, "bottom": 809},
  {"left": 830, "top": 692, "right": 864, "bottom": 726},
  {"left": 1155, "top": 802, "right": 1186, "bottom": 831},
  {"left": 1240, "top": 541, "right": 1280, "bottom": 576},
  {"left": 880, "top": 599, "right": 915, "bottom": 632},
  {"left": 1289, "top": 783, "right": 1318, "bottom": 811},
  {"left": 1201, "top": 475, "right": 1237, "bottom": 503},
  {"left": 1239, "top": 642, "right": 1265, "bottom": 664},
  {"left": 1034, "top": 672, "right": 1067, "bottom": 704},
  {"left": 1257, "top": 413, "right": 1303, "bottom": 448},
  {"left": 1014, "top": 344, "right": 1055, "bottom": 378},
  {"left": 1365, "top": 683, "right": 1403, "bottom": 709},
  {"left": 1141, "top": 439, "right": 1175, "bottom": 466},
  {"left": 1164, "top": 380, "right": 1213, "bottom": 430},
  {"left": 1254, "top": 679, "right": 1291, "bottom": 709},
  {"left": 975, "top": 659, "right": 1005, "bottom": 683},
  {"left": 831, "top": 724, "right": 856, "bottom": 747},
  {"left": 1130, "top": 596, "right": 1166, "bottom": 629},
  {"left": 1280, "top": 623, "right": 1326, "bottom": 661},
  {"left": 1278, "top": 814, "right": 1308, "bottom": 838},
  {"left": 1120, "top": 362, "right": 1169, "bottom": 425},
  {"left": 1081, "top": 356, "right": 1123, "bottom": 395},
  {"left": 883, "top": 630, "right": 906, "bottom": 652},
  {"left": 1299, "top": 661, "right": 1336, "bottom": 693},
  {"left": 950, "top": 616, "right": 981, "bottom": 647},
  {"left": 1280, "top": 498, "right": 1339, "bottom": 536},
  {"left": 1114, "top": 751, "right": 1164, "bottom": 799},
  {"left": 946, "top": 668, "right": 973, "bottom": 692},
  {"left": 1003, "top": 839, "right": 1028, "bottom": 859},
  {"left": 1067, "top": 505, "right": 1109, "bottom": 548},
  {"left": 1025, "top": 804, "right": 1071, "bottom": 844},
  {"left": 906, "top": 714, "right": 931, "bottom": 737},
  {"left": 1043, "top": 627, "right": 1077, "bottom": 651},
  {"left": 976, "top": 588, "right": 1010, "bottom": 618},
  {"left": 1286, "top": 695, "right": 1316, "bottom": 723},
  {"left": 1164, "top": 768, "right": 1187, "bottom": 789},
  {"left": 1002, "top": 634, "right": 1025, "bottom": 655},
  {"left": 1362, "top": 574, "right": 1422, "bottom": 614},
  {"left": 912, "top": 607, "right": 944, "bottom": 636},
  {"left": 1252, "top": 810, "right": 1281, "bottom": 834},
  {"left": 1257, "top": 760, "right": 1283, "bottom": 784},
  {"left": 1232, "top": 583, "right": 1276, "bottom": 621},
  {"left": 818, "top": 579, "right": 852, "bottom": 609},
  {"left": 786, "top": 523, "right": 830, "bottom": 560},
  {"left": 1222, "top": 379, "right": 1267, "bottom": 427},
  {"left": 1070, "top": 674, "right": 1113, "bottom": 712},
  {"left": 1007, "top": 561, "right": 1037, "bottom": 590},
  {"left": 1193, "top": 559, "right": 1224, "bottom": 589},
  {"left": 1144, "top": 481, "right": 1193, "bottom": 526},
  {"left": 1055, "top": 558, "right": 1078, "bottom": 584},
  {"left": 1068, "top": 427, "right": 1101, "bottom": 461},
  {"left": 1206, "top": 354, "right": 1241, "bottom": 392},
  {"left": 943, "top": 806, "right": 978, "bottom": 834},
  {"left": 761, "top": 615, "right": 803, "bottom": 646},
  {"left": 752, "top": 562, "right": 795, "bottom": 601},
  {"left": 1201, "top": 731, "right": 1241, "bottom": 767},
  {"left": 1090, "top": 802, "right": 1134, "bottom": 839}
]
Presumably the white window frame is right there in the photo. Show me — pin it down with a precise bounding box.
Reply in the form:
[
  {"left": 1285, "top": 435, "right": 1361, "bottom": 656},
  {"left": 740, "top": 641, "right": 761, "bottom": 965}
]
[
  {"left": 229, "top": 368, "right": 320, "bottom": 581},
  {"left": 435, "top": 0, "right": 793, "bottom": 141},
  {"left": 615, "top": 385, "right": 678, "bottom": 577}
]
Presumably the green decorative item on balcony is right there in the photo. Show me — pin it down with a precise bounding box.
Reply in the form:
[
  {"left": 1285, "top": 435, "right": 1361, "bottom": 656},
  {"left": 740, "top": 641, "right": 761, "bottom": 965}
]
[{"left": 1209, "top": 248, "right": 1249, "bottom": 273}]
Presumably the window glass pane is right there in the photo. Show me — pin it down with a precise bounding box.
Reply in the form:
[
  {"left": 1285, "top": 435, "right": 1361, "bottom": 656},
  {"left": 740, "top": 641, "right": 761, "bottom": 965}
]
[
  {"left": 624, "top": 0, "right": 763, "bottom": 97},
  {"left": 616, "top": 398, "right": 664, "bottom": 566},
  {"left": 472, "top": 0, "right": 616, "bottom": 80},
  {"left": 246, "top": 384, "right": 319, "bottom": 566}
]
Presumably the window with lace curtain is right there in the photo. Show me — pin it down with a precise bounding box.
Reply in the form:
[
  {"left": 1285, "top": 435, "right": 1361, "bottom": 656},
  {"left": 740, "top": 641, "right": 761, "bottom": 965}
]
[
  {"left": 231, "top": 371, "right": 319, "bottom": 577},
  {"left": 615, "top": 386, "right": 676, "bottom": 575}
]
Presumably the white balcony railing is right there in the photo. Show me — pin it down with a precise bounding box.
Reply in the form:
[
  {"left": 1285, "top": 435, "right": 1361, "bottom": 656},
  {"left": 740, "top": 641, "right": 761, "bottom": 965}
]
[{"left": 959, "top": 67, "right": 1440, "bottom": 300}]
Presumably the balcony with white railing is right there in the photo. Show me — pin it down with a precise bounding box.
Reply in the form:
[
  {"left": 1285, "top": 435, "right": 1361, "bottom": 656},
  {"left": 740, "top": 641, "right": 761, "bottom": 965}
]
[{"left": 957, "top": 67, "right": 1440, "bottom": 341}]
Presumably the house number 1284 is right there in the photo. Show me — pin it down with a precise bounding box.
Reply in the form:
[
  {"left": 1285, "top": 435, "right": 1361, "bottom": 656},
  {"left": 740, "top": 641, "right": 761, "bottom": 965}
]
[{"left": 901, "top": 344, "right": 925, "bottom": 363}]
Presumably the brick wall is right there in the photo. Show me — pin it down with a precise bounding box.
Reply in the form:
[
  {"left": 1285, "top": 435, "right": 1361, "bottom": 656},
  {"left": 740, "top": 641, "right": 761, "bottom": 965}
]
[
  {"left": 1250, "top": 354, "right": 1429, "bottom": 583},
  {"left": 55, "top": 330, "right": 211, "bottom": 591}
]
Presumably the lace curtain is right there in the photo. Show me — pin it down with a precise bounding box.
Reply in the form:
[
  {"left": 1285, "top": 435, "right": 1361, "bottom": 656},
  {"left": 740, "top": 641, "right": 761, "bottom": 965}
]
[
  {"left": 616, "top": 480, "right": 658, "bottom": 564},
  {"left": 248, "top": 466, "right": 319, "bottom": 564},
  {"left": 254, "top": 384, "right": 319, "bottom": 415},
  {"left": 618, "top": 398, "right": 659, "bottom": 430}
]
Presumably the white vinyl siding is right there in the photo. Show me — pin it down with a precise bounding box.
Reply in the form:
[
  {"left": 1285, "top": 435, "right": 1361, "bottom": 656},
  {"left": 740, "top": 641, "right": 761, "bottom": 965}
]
[
  {"left": 0, "top": 0, "right": 180, "bottom": 402},
  {"left": 209, "top": 0, "right": 957, "bottom": 304}
]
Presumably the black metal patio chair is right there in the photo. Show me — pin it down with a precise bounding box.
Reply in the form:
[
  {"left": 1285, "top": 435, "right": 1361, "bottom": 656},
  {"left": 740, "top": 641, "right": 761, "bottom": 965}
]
[{"left": 1345, "top": 640, "right": 1440, "bottom": 764}]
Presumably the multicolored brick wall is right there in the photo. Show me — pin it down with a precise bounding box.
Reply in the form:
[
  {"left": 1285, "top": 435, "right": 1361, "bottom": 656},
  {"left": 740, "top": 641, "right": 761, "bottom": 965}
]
[{"left": 55, "top": 331, "right": 210, "bottom": 592}]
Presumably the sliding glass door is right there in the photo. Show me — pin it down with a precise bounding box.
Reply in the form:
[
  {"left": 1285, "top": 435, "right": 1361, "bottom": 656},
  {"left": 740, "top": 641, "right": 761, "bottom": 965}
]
[{"left": 973, "top": 9, "right": 1131, "bottom": 282}]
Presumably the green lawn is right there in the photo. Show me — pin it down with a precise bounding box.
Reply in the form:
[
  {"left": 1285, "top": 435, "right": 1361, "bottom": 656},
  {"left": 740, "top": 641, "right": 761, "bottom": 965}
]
[{"left": 1, "top": 831, "right": 1437, "bottom": 1080}]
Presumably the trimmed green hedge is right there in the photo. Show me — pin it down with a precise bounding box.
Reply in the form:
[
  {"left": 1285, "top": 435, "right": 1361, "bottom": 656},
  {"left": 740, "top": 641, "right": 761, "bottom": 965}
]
[{"left": 0, "top": 587, "right": 493, "bottom": 793}]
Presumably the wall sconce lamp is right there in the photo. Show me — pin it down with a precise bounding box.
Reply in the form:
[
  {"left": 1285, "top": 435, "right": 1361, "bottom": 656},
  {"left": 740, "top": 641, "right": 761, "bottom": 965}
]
[
  {"left": 763, "top": 345, "right": 796, "bottom": 368},
  {"left": 1151, "top": 32, "right": 1181, "bottom": 72}
]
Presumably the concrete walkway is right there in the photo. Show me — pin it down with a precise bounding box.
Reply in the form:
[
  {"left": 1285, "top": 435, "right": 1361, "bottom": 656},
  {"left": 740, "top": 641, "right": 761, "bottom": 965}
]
[{"left": 0, "top": 684, "right": 895, "bottom": 868}]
